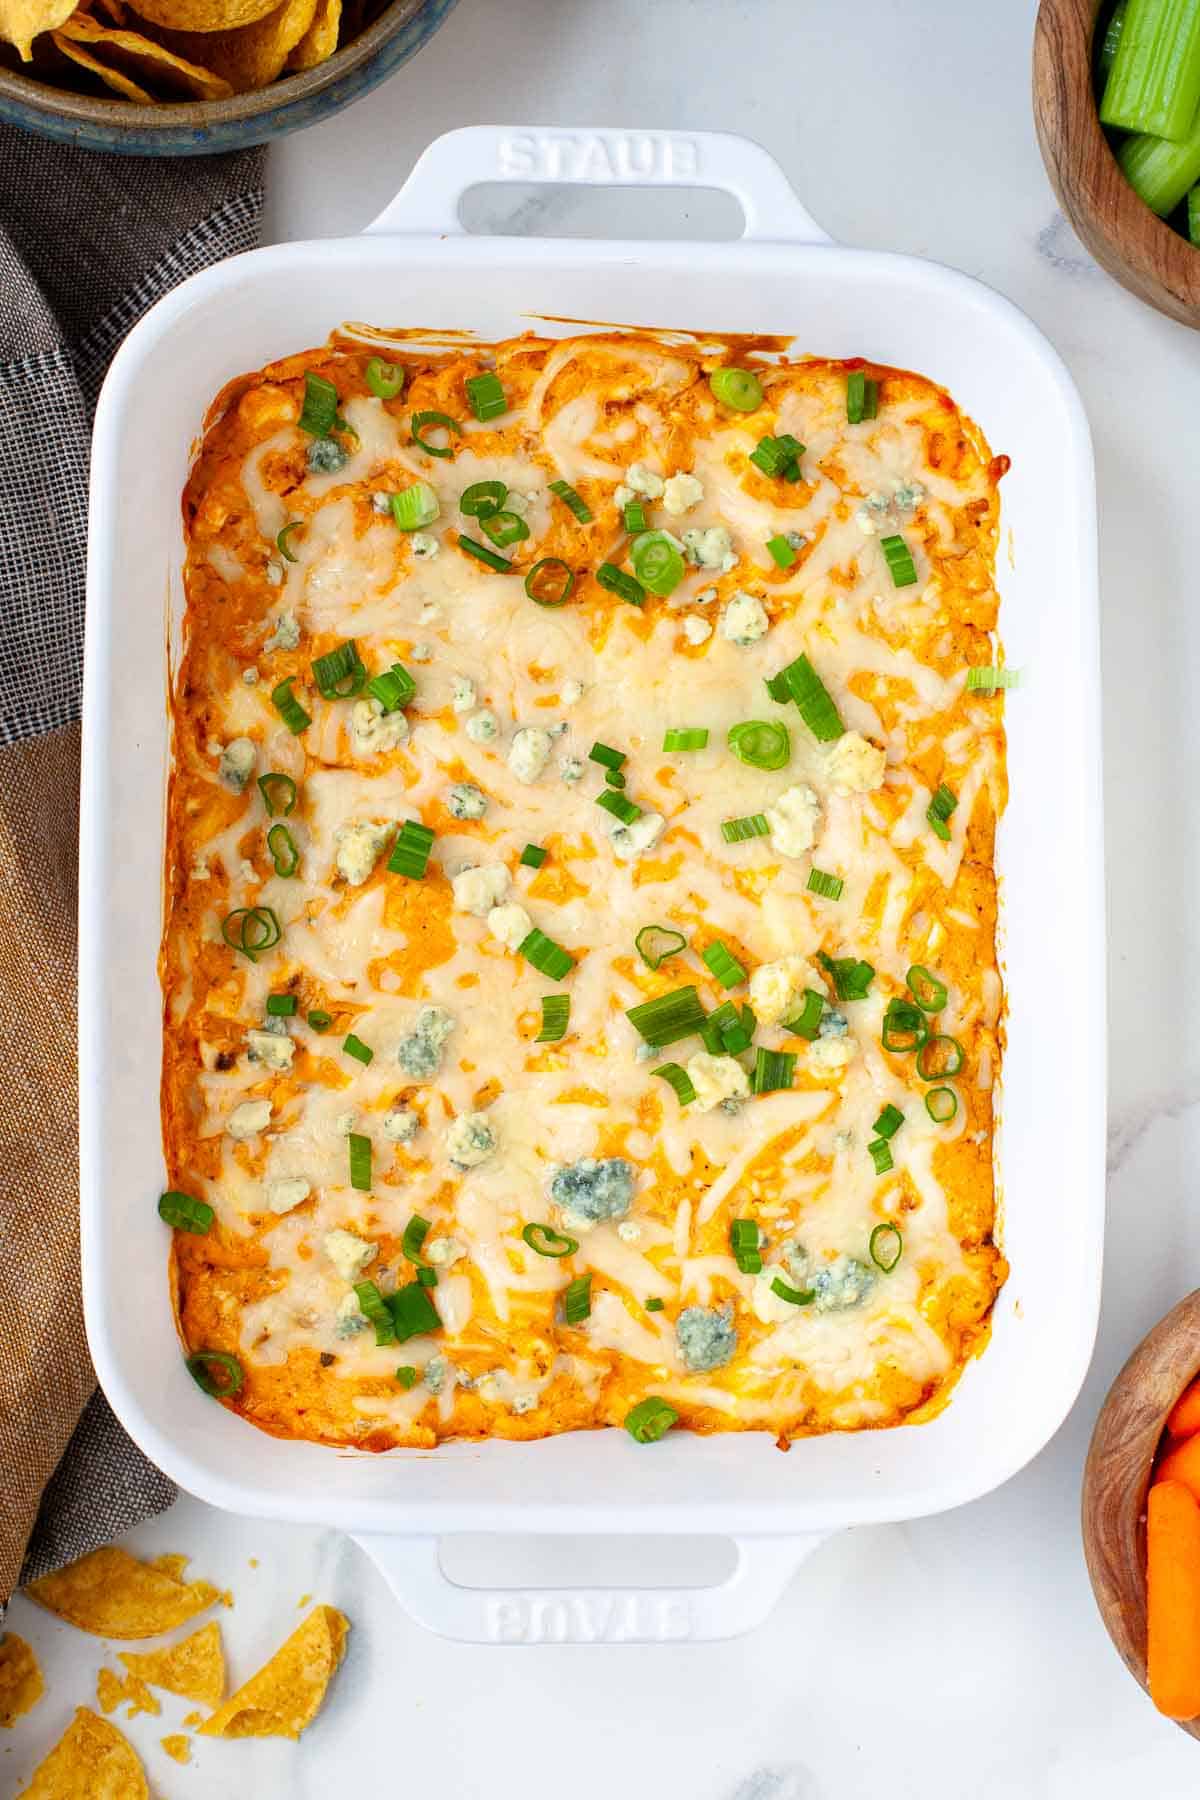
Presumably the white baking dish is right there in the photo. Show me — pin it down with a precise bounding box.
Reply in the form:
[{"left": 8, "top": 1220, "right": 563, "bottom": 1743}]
[{"left": 80, "top": 126, "right": 1104, "bottom": 1644}]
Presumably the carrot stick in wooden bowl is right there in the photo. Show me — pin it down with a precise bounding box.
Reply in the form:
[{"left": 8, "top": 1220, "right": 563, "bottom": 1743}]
[{"left": 1148, "top": 1481, "right": 1200, "bottom": 1720}]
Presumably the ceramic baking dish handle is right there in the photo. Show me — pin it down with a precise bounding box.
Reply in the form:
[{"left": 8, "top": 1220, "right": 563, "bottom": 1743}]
[
  {"left": 351, "top": 1531, "right": 829, "bottom": 1644},
  {"left": 364, "top": 125, "right": 832, "bottom": 246}
]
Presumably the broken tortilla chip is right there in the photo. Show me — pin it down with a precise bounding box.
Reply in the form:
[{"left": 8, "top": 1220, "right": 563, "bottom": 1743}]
[
  {"left": 16, "top": 1708, "right": 148, "bottom": 1800},
  {"left": 284, "top": 0, "right": 335, "bottom": 68},
  {"left": 95, "top": 1667, "right": 160, "bottom": 1719},
  {"left": 199, "top": 1604, "right": 348, "bottom": 1740},
  {"left": 55, "top": 10, "right": 233, "bottom": 95},
  {"left": 0, "top": 1635, "right": 44, "bottom": 1728},
  {"left": 25, "top": 1547, "right": 220, "bottom": 1640},
  {"left": 161, "top": 1733, "right": 191, "bottom": 1764},
  {"left": 146, "top": 0, "right": 314, "bottom": 89},
  {"left": 118, "top": 1621, "right": 225, "bottom": 1708},
  {"left": 50, "top": 32, "right": 154, "bottom": 96},
  {"left": 0, "top": 0, "right": 73, "bottom": 58}
]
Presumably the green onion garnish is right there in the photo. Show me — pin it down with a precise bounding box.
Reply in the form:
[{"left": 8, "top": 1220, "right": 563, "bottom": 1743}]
[
  {"left": 460, "top": 480, "right": 507, "bottom": 518},
  {"left": 411, "top": 410, "right": 463, "bottom": 457},
  {"left": 271, "top": 678, "right": 310, "bottom": 734},
  {"left": 482, "top": 509, "right": 530, "bottom": 548},
  {"left": 766, "top": 534, "right": 798, "bottom": 570},
  {"left": 459, "top": 534, "right": 512, "bottom": 572},
  {"left": 589, "top": 742, "right": 626, "bottom": 772},
  {"left": 348, "top": 1132, "right": 372, "bottom": 1192},
  {"left": 307, "top": 1009, "right": 332, "bottom": 1032},
  {"left": 276, "top": 520, "right": 303, "bottom": 562},
  {"left": 298, "top": 370, "right": 338, "bottom": 437},
  {"left": 880, "top": 533, "right": 918, "bottom": 588},
  {"left": 221, "top": 906, "right": 281, "bottom": 963},
  {"left": 807, "top": 868, "right": 843, "bottom": 901},
  {"left": 465, "top": 372, "right": 507, "bottom": 421},
  {"left": 916, "top": 1034, "right": 965, "bottom": 1081},
  {"left": 700, "top": 1000, "right": 743, "bottom": 1055},
  {"left": 869, "top": 1222, "right": 903, "bottom": 1272},
  {"left": 881, "top": 997, "right": 929, "bottom": 1054},
  {"left": 158, "top": 1191, "right": 213, "bottom": 1234},
  {"left": 549, "top": 478, "right": 593, "bottom": 523},
  {"left": 709, "top": 367, "right": 764, "bottom": 412},
  {"left": 926, "top": 1085, "right": 958, "bottom": 1124},
  {"left": 749, "top": 433, "right": 804, "bottom": 480},
  {"left": 766, "top": 653, "right": 844, "bottom": 742},
  {"left": 751, "top": 1048, "right": 795, "bottom": 1094},
  {"left": 624, "top": 1397, "right": 679, "bottom": 1443},
  {"left": 522, "top": 1221, "right": 579, "bottom": 1258},
  {"left": 518, "top": 929, "right": 575, "bottom": 980},
  {"left": 645, "top": 1297, "right": 665, "bottom": 1312},
  {"left": 365, "top": 357, "right": 405, "bottom": 401},
  {"left": 596, "top": 789, "right": 642, "bottom": 826},
  {"left": 343, "top": 1032, "right": 372, "bottom": 1066},
  {"left": 730, "top": 1218, "right": 762, "bottom": 1274},
  {"left": 185, "top": 1350, "right": 244, "bottom": 1398},
  {"left": 727, "top": 718, "right": 790, "bottom": 771},
  {"left": 626, "top": 985, "right": 707, "bottom": 1048},
  {"left": 634, "top": 924, "right": 687, "bottom": 970},
  {"left": 782, "top": 989, "right": 825, "bottom": 1039},
  {"left": 926, "top": 783, "right": 959, "bottom": 841},
  {"left": 702, "top": 940, "right": 747, "bottom": 989},
  {"left": 395, "top": 1365, "right": 418, "bottom": 1389},
  {"left": 965, "top": 666, "right": 1020, "bottom": 691},
  {"left": 770, "top": 1277, "right": 815, "bottom": 1307},
  {"left": 536, "top": 994, "right": 571, "bottom": 1042},
  {"left": 387, "top": 820, "right": 435, "bottom": 879},
  {"left": 266, "top": 992, "right": 297, "bottom": 1016},
  {"left": 564, "top": 1273, "right": 592, "bottom": 1325},
  {"left": 525, "top": 557, "right": 574, "bottom": 606},
  {"left": 267, "top": 823, "right": 299, "bottom": 878},
  {"left": 311, "top": 640, "right": 366, "bottom": 699},
  {"left": 720, "top": 813, "right": 770, "bottom": 843},
  {"left": 391, "top": 1281, "right": 441, "bottom": 1342},
  {"left": 906, "top": 965, "right": 947, "bottom": 1013},
  {"left": 367, "top": 662, "right": 416, "bottom": 713},
  {"left": 402, "top": 1214, "right": 431, "bottom": 1264},
  {"left": 623, "top": 500, "right": 648, "bottom": 533},
  {"left": 868, "top": 1138, "right": 894, "bottom": 1176},
  {"left": 818, "top": 952, "right": 875, "bottom": 1002},
  {"left": 873, "top": 1103, "right": 904, "bottom": 1140},
  {"left": 631, "top": 531, "right": 685, "bottom": 596},
  {"left": 654, "top": 1062, "right": 697, "bottom": 1105},
  {"left": 596, "top": 562, "right": 645, "bottom": 607},
  {"left": 520, "top": 843, "right": 547, "bottom": 869},
  {"left": 606, "top": 770, "right": 627, "bottom": 790},
  {"left": 257, "top": 772, "right": 297, "bottom": 816},
  {"left": 417, "top": 1266, "right": 438, "bottom": 1289},
  {"left": 662, "top": 728, "right": 708, "bottom": 752},
  {"left": 355, "top": 1279, "right": 396, "bottom": 1345},
  {"left": 846, "top": 370, "right": 879, "bottom": 423},
  {"left": 390, "top": 482, "right": 439, "bottom": 531}
]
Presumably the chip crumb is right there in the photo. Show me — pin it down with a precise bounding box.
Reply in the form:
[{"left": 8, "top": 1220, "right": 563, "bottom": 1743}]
[
  {"left": 297, "top": 1592, "right": 312, "bottom": 1608},
  {"left": 248, "top": 1557, "right": 259, "bottom": 1569},
  {"left": 96, "top": 1666, "right": 160, "bottom": 1719},
  {"left": 182, "top": 1710, "right": 204, "bottom": 1729},
  {"left": 0, "top": 1633, "right": 43, "bottom": 1728},
  {"left": 161, "top": 1734, "right": 191, "bottom": 1765}
]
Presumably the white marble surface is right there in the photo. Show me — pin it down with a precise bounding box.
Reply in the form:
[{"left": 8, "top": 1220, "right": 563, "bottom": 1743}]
[{"left": 12, "top": 0, "right": 1200, "bottom": 1791}]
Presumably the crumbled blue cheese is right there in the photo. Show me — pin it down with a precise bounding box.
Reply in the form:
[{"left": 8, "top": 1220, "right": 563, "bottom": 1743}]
[
  {"left": 243, "top": 667, "right": 259, "bottom": 685},
  {"left": 382, "top": 1107, "right": 419, "bottom": 1143},
  {"left": 682, "top": 617, "right": 712, "bottom": 646},
  {"left": 811, "top": 1253, "right": 875, "bottom": 1312},
  {"left": 465, "top": 708, "right": 500, "bottom": 743},
  {"left": 561, "top": 679, "right": 584, "bottom": 706},
  {"left": 510, "top": 1391, "right": 538, "bottom": 1415},
  {"left": 335, "top": 1290, "right": 367, "bottom": 1337},
  {"left": 411, "top": 532, "right": 440, "bottom": 560},
  {"left": 451, "top": 675, "right": 476, "bottom": 713},
  {"left": 324, "top": 1228, "right": 377, "bottom": 1282},
  {"left": 662, "top": 472, "right": 704, "bottom": 516},
  {"left": 410, "top": 642, "right": 434, "bottom": 663},
  {"left": 508, "top": 727, "right": 553, "bottom": 784},
  {"left": 764, "top": 784, "right": 821, "bottom": 858},
  {"left": 447, "top": 783, "right": 488, "bottom": 820},
  {"left": 609, "top": 811, "right": 665, "bottom": 859},
  {"left": 351, "top": 697, "right": 409, "bottom": 754},
  {"left": 246, "top": 1028, "right": 294, "bottom": 1072},
  {"left": 446, "top": 1111, "right": 496, "bottom": 1168},
  {"left": 677, "top": 1304, "right": 737, "bottom": 1371},
  {"left": 451, "top": 863, "right": 510, "bottom": 915},
  {"left": 265, "top": 1176, "right": 310, "bottom": 1214},
  {"left": 683, "top": 526, "right": 737, "bottom": 571},
  {"left": 559, "top": 755, "right": 584, "bottom": 783},
  {"left": 749, "top": 955, "right": 815, "bottom": 1026},
  {"left": 855, "top": 481, "right": 925, "bottom": 534},
  {"left": 334, "top": 819, "right": 391, "bottom": 885},
  {"left": 487, "top": 902, "right": 532, "bottom": 951},
  {"left": 372, "top": 491, "right": 393, "bottom": 514},
  {"left": 686, "top": 1052, "right": 750, "bottom": 1113},
  {"left": 550, "top": 1156, "right": 634, "bottom": 1224},
  {"left": 264, "top": 611, "right": 300, "bottom": 652},
  {"left": 614, "top": 462, "right": 664, "bottom": 507},
  {"left": 227, "top": 1099, "right": 272, "bottom": 1140},
  {"left": 720, "top": 590, "right": 769, "bottom": 646},
  {"left": 218, "top": 737, "right": 256, "bottom": 792},
  {"left": 307, "top": 438, "right": 348, "bottom": 475},
  {"left": 397, "top": 1006, "right": 455, "bottom": 1080},
  {"left": 807, "top": 1033, "right": 856, "bottom": 1075},
  {"left": 425, "top": 1354, "right": 448, "bottom": 1394},
  {"left": 824, "top": 730, "right": 886, "bottom": 794},
  {"left": 426, "top": 1235, "right": 466, "bottom": 1267}
]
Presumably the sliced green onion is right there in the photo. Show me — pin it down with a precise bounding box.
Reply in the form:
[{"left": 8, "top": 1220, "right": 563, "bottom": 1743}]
[
  {"left": 417, "top": 1265, "right": 438, "bottom": 1289},
  {"left": 730, "top": 1218, "right": 762, "bottom": 1275},
  {"left": 663, "top": 728, "right": 708, "bottom": 752},
  {"left": 1117, "top": 114, "right": 1200, "bottom": 212},
  {"left": 391, "top": 1281, "right": 441, "bottom": 1342},
  {"left": 624, "top": 1397, "right": 679, "bottom": 1443},
  {"left": 645, "top": 1297, "right": 665, "bottom": 1312},
  {"left": 390, "top": 482, "right": 440, "bottom": 530},
  {"left": 765, "top": 534, "right": 798, "bottom": 570},
  {"left": 783, "top": 989, "right": 826, "bottom": 1040},
  {"left": 596, "top": 789, "right": 642, "bottom": 826},
  {"left": 307, "top": 1009, "right": 333, "bottom": 1032},
  {"left": 846, "top": 370, "right": 879, "bottom": 423},
  {"left": 523, "top": 1221, "right": 579, "bottom": 1258},
  {"left": 868, "top": 1138, "right": 894, "bottom": 1176},
  {"left": 873, "top": 1103, "right": 904, "bottom": 1140},
  {"left": 365, "top": 357, "right": 405, "bottom": 401},
  {"left": 402, "top": 1214, "right": 431, "bottom": 1265},
  {"left": 702, "top": 940, "right": 747, "bottom": 989},
  {"left": 298, "top": 370, "right": 338, "bottom": 437},
  {"left": 869, "top": 1222, "right": 904, "bottom": 1272},
  {"left": 1099, "top": 0, "right": 1200, "bottom": 139},
  {"left": 770, "top": 1277, "right": 815, "bottom": 1307},
  {"left": 926, "top": 782, "right": 959, "bottom": 842},
  {"left": 482, "top": 509, "right": 530, "bottom": 548},
  {"left": 654, "top": 1062, "right": 697, "bottom": 1105},
  {"left": 720, "top": 812, "right": 770, "bottom": 843},
  {"left": 520, "top": 843, "right": 547, "bottom": 869},
  {"left": 536, "top": 994, "right": 571, "bottom": 1042},
  {"left": 605, "top": 770, "right": 627, "bottom": 790},
  {"left": 367, "top": 662, "right": 416, "bottom": 713},
  {"left": 276, "top": 520, "right": 303, "bottom": 562},
  {"left": 926, "top": 1085, "right": 959, "bottom": 1124},
  {"left": 881, "top": 997, "right": 929, "bottom": 1054},
  {"left": 258, "top": 772, "right": 297, "bottom": 816},
  {"left": 749, "top": 433, "right": 804, "bottom": 479},
  {"left": 807, "top": 868, "right": 843, "bottom": 901},
  {"left": 727, "top": 718, "right": 790, "bottom": 771},
  {"left": 549, "top": 478, "right": 593, "bottom": 523},
  {"left": 965, "top": 666, "right": 1020, "bottom": 691},
  {"left": 626, "top": 985, "right": 707, "bottom": 1048},
  {"left": 267, "top": 823, "right": 299, "bottom": 878},
  {"left": 343, "top": 1031, "right": 373, "bottom": 1066},
  {"left": 631, "top": 531, "right": 685, "bottom": 596},
  {"left": 355, "top": 1279, "right": 396, "bottom": 1345},
  {"left": 880, "top": 533, "right": 918, "bottom": 588},
  {"left": 395, "top": 1365, "right": 418, "bottom": 1389},
  {"left": 525, "top": 558, "right": 574, "bottom": 606},
  {"left": 634, "top": 924, "right": 687, "bottom": 970},
  {"left": 767, "top": 653, "right": 844, "bottom": 742},
  {"left": 271, "top": 678, "right": 310, "bottom": 734},
  {"left": 311, "top": 640, "right": 366, "bottom": 699},
  {"left": 158, "top": 1190, "right": 213, "bottom": 1234},
  {"left": 266, "top": 992, "right": 297, "bottom": 1016},
  {"left": 701, "top": 1000, "right": 755, "bottom": 1056},
  {"left": 461, "top": 480, "right": 507, "bottom": 518},
  {"left": 348, "top": 1132, "right": 372, "bottom": 1192},
  {"left": 709, "top": 367, "right": 764, "bottom": 412},
  {"left": 589, "top": 741, "right": 626, "bottom": 772},
  {"left": 518, "top": 928, "right": 575, "bottom": 980},
  {"left": 387, "top": 820, "right": 435, "bottom": 879},
  {"left": 185, "top": 1350, "right": 243, "bottom": 1398},
  {"left": 751, "top": 1048, "right": 795, "bottom": 1094},
  {"left": 623, "top": 500, "right": 648, "bottom": 533},
  {"left": 459, "top": 534, "right": 512, "bottom": 572},
  {"left": 906, "top": 965, "right": 947, "bottom": 1013},
  {"left": 411, "top": 410, "right": 462, "bottom": 457},
  {"left": 221, "top": 906, "right": 281, "bottom": 963},
  {"left": 596, "top": 562, "right": 645, "bottom": 607},
  {"left": 465, "top": 372, "right": 507, "bottom": 421},
  {"left": 916, "top": 1034, "right": 965, "bottom": 1081},
  {"left": 564, "top": 1274, "right": 592, "bottom": 1325},
  {"left": 818, "top": 952, "right": 875, "bottom": 1002}
]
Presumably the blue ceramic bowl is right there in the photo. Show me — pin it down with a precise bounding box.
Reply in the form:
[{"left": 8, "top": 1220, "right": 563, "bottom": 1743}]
[{"left": 0, "top": 0, "right": 457, "bottom": 154}]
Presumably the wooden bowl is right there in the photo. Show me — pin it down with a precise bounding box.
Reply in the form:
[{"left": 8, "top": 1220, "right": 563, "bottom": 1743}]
[
  {"left": 1033, "top": 0, "right": 1200, "bottom": 328},
  {"left": 1082, "top": 1288, "right": 1200, "bottom": 1738}
]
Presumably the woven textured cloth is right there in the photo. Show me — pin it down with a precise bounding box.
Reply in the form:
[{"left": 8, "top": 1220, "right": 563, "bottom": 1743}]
[{"left": 0, "top": 124, "right": 266, "bottom": 1607}]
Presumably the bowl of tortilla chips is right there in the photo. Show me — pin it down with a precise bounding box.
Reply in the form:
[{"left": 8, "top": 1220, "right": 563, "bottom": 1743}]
[{"left": 0, "top": 0, "right": 456, "bottom": 152}]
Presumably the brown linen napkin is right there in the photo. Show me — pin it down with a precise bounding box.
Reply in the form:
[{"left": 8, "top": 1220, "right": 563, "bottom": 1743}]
[{"left": 0, "top": 125, "right": 266, "bottom": 1606}]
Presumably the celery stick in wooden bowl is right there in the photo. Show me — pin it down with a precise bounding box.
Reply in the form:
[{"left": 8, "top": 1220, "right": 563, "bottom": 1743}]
[{"left": 1034, "top": 0, "right": 1200, "bottom": 327}]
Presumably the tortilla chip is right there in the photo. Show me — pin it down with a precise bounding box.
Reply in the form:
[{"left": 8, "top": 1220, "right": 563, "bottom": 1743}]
[
  {"left": 198, "top": 1604, "right": 348, "bottom": 1740},
  {"left": 284, "top": 0, "right": 334, "bottom": 68},
  {"left": 26, "top": 1548, "right": 220, "bottom": 1640},
  {"left": 95, "top": 1667, "right": 159, "bottom": 1719},
  {"left": 16, "top": 1708, "right": 148, "bottom": 1800},
  {"left": 151, "top": 1554, "right": 189, "bottom": 1581},
  {"left": 162, "top": 1733, "right": 191, "bottom": 1764},
  {"left": 147, "top": 0, "right": 313, "bottom": 88},
  {"left": 118, "top": 1621, "right": 225, "bottom": 1707},
  {"left": 125, "top": 0, "right": 276, "bottom": 31},
  {"left": 0, "top": 0, "right": 73, "bottom": 59},
  {"left": 55, "top": 9, "right": 232, "bottom": 94},
  {"left": 50, "top": 31, "right": 154, "bottom": 94},
  {"left": 0, "top": 1635, "right": 44, "bottom": 1728}
]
